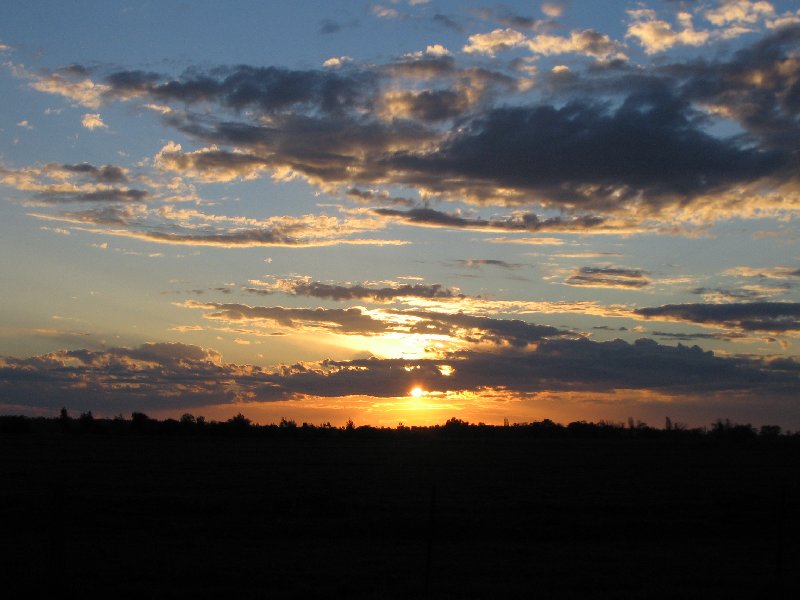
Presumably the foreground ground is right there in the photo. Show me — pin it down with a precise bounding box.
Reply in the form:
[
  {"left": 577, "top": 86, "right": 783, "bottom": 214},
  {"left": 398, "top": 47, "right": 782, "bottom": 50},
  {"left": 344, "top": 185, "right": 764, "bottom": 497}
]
[{"left": 1, "top": 429, "right": 798, "bottom": 598}]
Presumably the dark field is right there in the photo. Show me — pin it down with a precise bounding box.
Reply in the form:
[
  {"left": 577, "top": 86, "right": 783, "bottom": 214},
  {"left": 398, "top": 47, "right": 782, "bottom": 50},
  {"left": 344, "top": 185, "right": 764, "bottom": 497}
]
[{"left": 1, "top": 430, "right": 798, "bottom": 598}]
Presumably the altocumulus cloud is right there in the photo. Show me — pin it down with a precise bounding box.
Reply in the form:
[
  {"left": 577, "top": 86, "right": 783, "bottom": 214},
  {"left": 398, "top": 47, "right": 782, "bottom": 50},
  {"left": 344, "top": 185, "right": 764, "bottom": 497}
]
[{"left": 14, "top": 26, "right": 798, "bottom": 224}]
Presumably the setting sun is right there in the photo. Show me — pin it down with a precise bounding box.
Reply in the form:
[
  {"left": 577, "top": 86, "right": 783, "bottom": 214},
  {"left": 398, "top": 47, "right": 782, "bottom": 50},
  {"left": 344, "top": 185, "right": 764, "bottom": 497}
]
[{"left": 410, "top": 386, "right": 425, "bottom": 398}]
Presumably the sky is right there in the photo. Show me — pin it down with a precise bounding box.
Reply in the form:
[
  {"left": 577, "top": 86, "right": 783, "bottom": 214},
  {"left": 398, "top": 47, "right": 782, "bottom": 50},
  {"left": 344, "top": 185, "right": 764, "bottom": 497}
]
[{"left": 1, "top": 0, "right": 799, "bottom": 428}]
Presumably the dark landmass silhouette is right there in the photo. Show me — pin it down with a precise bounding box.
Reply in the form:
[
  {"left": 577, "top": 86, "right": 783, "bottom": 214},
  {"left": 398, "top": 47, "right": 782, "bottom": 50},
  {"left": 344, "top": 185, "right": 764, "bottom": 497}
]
[{"left": 1, "top": 412, "right": 798, "bottom": 598}]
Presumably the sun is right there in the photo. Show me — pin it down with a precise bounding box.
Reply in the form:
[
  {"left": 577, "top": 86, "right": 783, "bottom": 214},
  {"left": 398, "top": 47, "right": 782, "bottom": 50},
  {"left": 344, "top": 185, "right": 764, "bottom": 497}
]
[{"left": 410, "top": 386, "right": 425, "bottom": 398}]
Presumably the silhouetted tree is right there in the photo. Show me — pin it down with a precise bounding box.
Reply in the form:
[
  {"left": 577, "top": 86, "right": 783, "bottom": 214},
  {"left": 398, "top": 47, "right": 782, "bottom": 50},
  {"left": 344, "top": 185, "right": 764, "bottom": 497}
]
[
  {"left": 227, "top": 413, "right": 252, "bottom": 433},
  {"left": 58, "top": 407, "right": 71, "bottom": 432},
  {"left": 131, "top": 411, "right": 155, "bottom": 433}
]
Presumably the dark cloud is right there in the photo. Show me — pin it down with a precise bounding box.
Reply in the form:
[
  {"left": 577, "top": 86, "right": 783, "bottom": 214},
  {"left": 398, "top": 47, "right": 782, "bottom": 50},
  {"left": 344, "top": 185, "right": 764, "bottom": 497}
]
[
  {"left": 35, "top": 188, "right": 149, "bottom": 203},
  {"left": 187, "top": 300, "right": 565, "bottom": 347},
  {"left": 431, "top": 14, "right": 463, "bottom": 32},
  {"left": 41, "top": 26, "right": 798, "bottom": 221},
  {"left": 106, "top": 65, "right": 378, "bottom": 115},
  {"left": 374, "top": 206, "right": 606, "bottom": 232},
  {"left": 383, "top": 54, "right": 458, "bottom": 79},
  {"left": 346, "top": 188, "right": 415, "bottom": 206},
  {"left": 252, "top": 281, "right": 464, "bottom": 303},
  {"left": 456, "top": 259, "right": 524, "bottom": 269},
  {"left": 386, "top": 96, "right": 784, "bottom": 210},
  {"left": 0, "top": 342, "right": 269, "bottom": 411},
  {"left": 566, "top": 266, "right": 650, "bottom": 289},
  {"left": 46, "top": 205, "right": 141, "bottom": 225},
  {"left": 635, "top": 302, "right": 800, "bottom": 332},
  {"left": 193, "top": 302, "right": 389, "bottom": 334},
  {"left": 395, "top": 310, "right": 566, "bottom": 347},
  {"left": 690, "top": 286, "right": 789, "bottom": 302},
  {"left": 317, "top": 18, "right": 359, "bottom": 34},
  {"left": 319, "top": 18, "right": 342, "bottom": 34},
  {"left": 116, "top": 226, "right": 398, "bottom": 248},
  {"left": 263, "top": 337, "right": 800, "bottom": 400},
  {"left": 652, "top": 331, "right": 746, "bottom": 342},
  {"left": 387, "top": 89, "right": 471, "bottom": 122},
  {"left": 496, "top": 14, "right": 543, "bottom": 31},
  {"left": 669, "top": 25, "right": 800, "bottom": 154},
  {"left": 3, "top": 336, "right": 797, "bottom": 414},
  {"left": 60, "top": 163, "right": 128, "bottom": 183}
]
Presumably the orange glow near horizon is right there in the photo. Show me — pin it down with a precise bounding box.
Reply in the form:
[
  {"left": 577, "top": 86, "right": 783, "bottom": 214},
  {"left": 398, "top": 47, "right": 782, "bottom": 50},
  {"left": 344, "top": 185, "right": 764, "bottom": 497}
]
[{"left": 139, "top": 387, "right": 721, "bottom": 430}]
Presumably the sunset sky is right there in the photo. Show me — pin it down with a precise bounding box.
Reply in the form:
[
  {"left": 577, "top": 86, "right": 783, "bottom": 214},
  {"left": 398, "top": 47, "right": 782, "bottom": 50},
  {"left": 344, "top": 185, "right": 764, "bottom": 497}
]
[{"left": 1, "top": 0, "right": 799, "bottom": 427}]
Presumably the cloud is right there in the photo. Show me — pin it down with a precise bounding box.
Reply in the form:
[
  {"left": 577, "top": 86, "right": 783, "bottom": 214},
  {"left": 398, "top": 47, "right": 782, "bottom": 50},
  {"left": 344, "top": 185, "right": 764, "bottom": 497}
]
[
  {"left": 248, "top": 278, "right": 464, "bottom": 303},
  {"left": 565, "top": 267, "right": 651, "bottom": 289},
  {"left": 393, "top": 309, "right": 567, "bottom": 347},
  {"left": 322, "top": 56, "right": 353, "bottom": 68},
  {"left": 541, "top": 3, "right": 563, "bottom": 19},
  {"left": 60, "top": 163, "right": 128, "bottom": 183},
  {"left": 456, "top": 259, "right": 523, "bottom": 270},
  {"left": 373, "top": 206, "right": 608, "bottom": 232},
  {"left": 425, "top": 44, "right": 451, "bottom": 57},
  {"left": 463, "top": 28, "right": 529, "bottom": 56},
  {"left": 627, "top": 9, "right": 710, "bottom": 54},
  {"left": 104, "top": 64, "right": 378, "bottom": 116},
  {"left": 464, "top": 27, "right": 625, "bottom": 60},
  {"left": 81, "top": 113, "right": 107, "bottom": 130},
  {"left": 15, "top": 27, "right": 800, "bottom": 227},
  {"left": 32, "top": 204, "right": 407, "bottom": 248},
  {"left": 722, "top": 265, "right": 800, "bottom": 279},
  {"left": 371, "top": 5, "right": 399, "bottom": 19},
  {"left": 527, "top": 30, "right": 627, "bottom": 60},
  {"left": 35, "top": 188, "right": 148, "bottom": 203},
  {"left": 379, "top": 89, "right": 472, "bottom": 122},
  {"left": 635, "top": 302, "right": 800, "bottom": 332},
  {"left": 705, "top": 1, "right": 775, "bottom": 26},
  {"left": 431, "top": 14, "right": 462, "bottom": 32},
  {"left": 651, "top": 330, "right": 747, "bottom": 342},
  {"left": 383, "top": 90, "right": 789, "bottom": 212},
  {"left": 17, "top": 64, "right": 110, "bottom": 108},
  {"left": 691, "top": 285, "right": 790, "bottom": 302},
  {"left": 1, "top": 161, "right": 145, "bottom": 206},
  {"left": 9, "top": 335, "right": 796, "bottom": 414},
  {"left": 0, "top": 342, "right": 265, "bottom": 411},
  {"left": 185, "top": 301, "right": 390, "bottom": 335},
  {"left": 318, "top": 18, "right": 360, "bottom": 34},
  {"left": 182, "top": 299, "right": 567, "bottom": 347},
  {"left": 154, "top": 142, "right": 271, "bottom": 182},
  {"left": 346, "top": 188, "right": 415, "bottom": 206}
]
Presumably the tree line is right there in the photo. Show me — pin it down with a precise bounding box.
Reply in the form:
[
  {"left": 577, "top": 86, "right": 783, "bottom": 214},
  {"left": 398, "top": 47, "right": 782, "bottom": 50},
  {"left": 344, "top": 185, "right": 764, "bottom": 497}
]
[{"left": 0, "top": 410, "right": 793, "bottom": 441}]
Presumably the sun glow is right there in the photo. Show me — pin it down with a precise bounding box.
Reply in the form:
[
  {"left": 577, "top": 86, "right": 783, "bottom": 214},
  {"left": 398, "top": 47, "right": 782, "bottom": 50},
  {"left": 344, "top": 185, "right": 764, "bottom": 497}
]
[{"left": 410, "top": 386, "right": 425, "bottom": 398}]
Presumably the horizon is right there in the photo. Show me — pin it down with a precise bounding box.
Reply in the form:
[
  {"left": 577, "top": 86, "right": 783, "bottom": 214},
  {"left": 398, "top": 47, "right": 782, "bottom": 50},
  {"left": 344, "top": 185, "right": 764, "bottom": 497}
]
[{"left": 1, "top": 1, "right": 799, "bottom": 428}]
